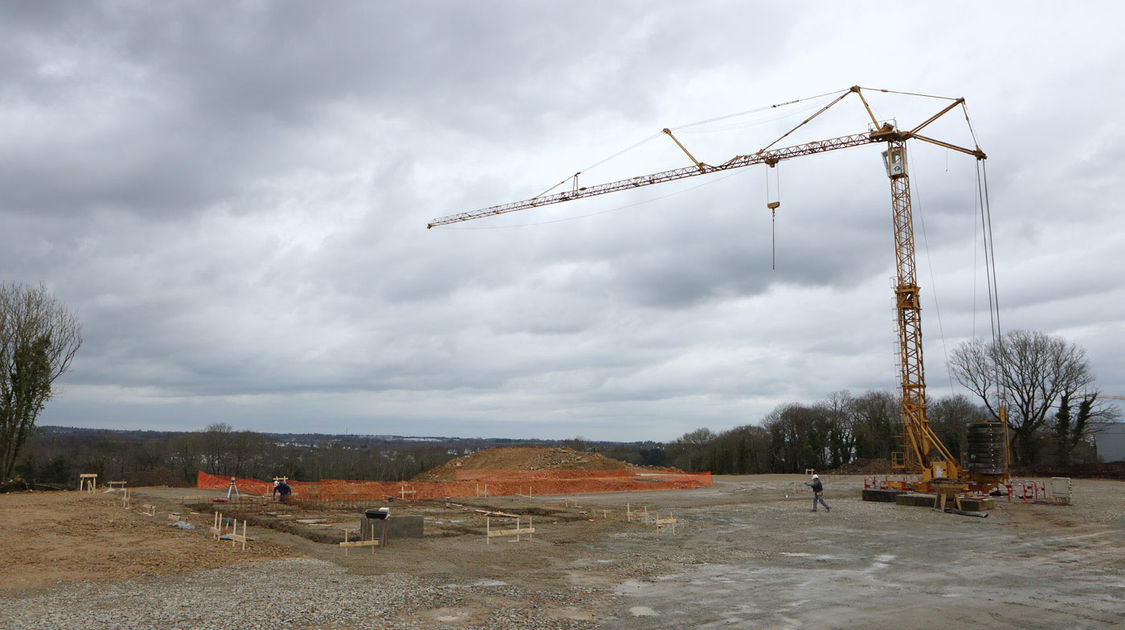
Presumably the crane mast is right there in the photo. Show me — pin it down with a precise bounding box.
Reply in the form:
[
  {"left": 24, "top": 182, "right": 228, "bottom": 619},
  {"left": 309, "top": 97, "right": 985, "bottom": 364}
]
[
  {"left": 429, "top": 86, "right": 995, "bottom": 488},
  {"left": 886, "top": 141, "right": 958, "bottom": 481}
]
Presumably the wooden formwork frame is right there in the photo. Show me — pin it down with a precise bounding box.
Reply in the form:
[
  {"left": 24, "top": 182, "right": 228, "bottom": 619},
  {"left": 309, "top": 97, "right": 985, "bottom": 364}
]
[
  {"left": 625, "top": 504, "right": 677, "bottom": 534},
  {"left": 399, "top": 484, "right": 417, "bottom": 502},
  {"left": 79, "top": 473, "right": 97, "bottom": 493},
  {"left": 486, "top": 513, "right": 534, "bottom": 544},
  {"left": 210, "top": 512, "right": 248, "bottom": 550},
  {"left": 228, "top": 519, "right": 248, "bottom": 551},
  {"left": 626, "top": 503, "right": 650, "bottom": 523},
  {"left": 340, "top": 527, "right": 382, "bottom": 556},
  {"left": 654, "top": 512, "right": 678, "bottom": 535},
  {"left": 139, "top": 504, "right": 156, "bottom": 517}
]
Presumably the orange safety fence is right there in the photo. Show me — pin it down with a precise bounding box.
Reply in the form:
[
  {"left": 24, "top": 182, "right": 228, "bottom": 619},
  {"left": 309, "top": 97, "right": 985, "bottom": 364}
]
[{"left": 198, "top": 470, "right": 711, "bottom": 501}]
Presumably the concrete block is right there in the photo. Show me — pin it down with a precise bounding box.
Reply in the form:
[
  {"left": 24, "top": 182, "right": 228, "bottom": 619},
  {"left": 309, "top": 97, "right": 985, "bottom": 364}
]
[
  {"left": 862, "top": 489, "right": 906, "bottom": 502},
  {"left": 959, "top": 497, "right": 995, "bottom": 511},
  {"left": 360, "top": 515, "right": 425, "bottom": 540},
  {"left": 895, "top": 493, "right": 936, "bottom": 507},
  {"left": 892, "top": 494, "right": 995, "bottom": 510}
]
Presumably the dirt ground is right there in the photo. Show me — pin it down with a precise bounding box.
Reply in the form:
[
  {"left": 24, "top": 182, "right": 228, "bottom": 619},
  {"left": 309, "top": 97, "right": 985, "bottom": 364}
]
[{"left": 2, "top": 475, "right": 1123, "bottom": 629}]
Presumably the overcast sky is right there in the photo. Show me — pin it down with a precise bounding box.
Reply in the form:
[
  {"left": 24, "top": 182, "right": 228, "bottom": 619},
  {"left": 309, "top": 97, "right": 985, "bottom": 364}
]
[{"left": 3, "top": 1, "right": 1122, "bottom": 441}]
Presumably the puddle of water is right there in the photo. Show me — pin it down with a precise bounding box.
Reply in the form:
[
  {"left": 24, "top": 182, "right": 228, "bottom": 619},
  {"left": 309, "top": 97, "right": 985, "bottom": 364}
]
[
  {"left": 440, "top": 579, "right": 509, "bottom": 590},
  {"left": 868, "top": 554, "right": 895, "bottom": 571},
  {"left": 780, "top": 552, "right": 839, "bottom": 561}
]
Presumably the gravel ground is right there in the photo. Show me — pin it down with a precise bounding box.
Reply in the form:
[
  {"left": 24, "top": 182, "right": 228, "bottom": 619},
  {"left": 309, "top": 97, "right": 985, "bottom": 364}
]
[
  {"left": 3, "top": 475, "right": 1123, "bottom": 629},
  {"left": 1, "top": 557, "right": 605, "bottom": 629}
]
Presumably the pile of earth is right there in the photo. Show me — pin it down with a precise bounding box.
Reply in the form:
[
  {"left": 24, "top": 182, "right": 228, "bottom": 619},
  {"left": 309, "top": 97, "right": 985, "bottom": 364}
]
[{"left": 413, "top": 446, "right": 662, "bottom": 482}]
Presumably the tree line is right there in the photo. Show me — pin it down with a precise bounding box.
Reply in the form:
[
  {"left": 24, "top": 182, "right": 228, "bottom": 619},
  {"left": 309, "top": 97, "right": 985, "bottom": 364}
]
[
  {"left": 11, "top": 424, "right": 517, "bottom": 487},
  {"left": 11, "top": 380, "right": 1112, "bottom": 489}
]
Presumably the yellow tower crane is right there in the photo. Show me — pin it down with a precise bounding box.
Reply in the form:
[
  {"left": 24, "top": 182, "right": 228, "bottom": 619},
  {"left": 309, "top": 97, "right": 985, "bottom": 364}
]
[{"left": 428, "top": 86, "right": 1004, "bottom": 492}]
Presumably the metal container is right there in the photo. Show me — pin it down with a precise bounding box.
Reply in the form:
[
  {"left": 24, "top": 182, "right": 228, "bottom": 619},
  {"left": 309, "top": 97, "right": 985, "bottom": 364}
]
[{"left": 365, "top": 507, "right": 390, "bottom": 520}]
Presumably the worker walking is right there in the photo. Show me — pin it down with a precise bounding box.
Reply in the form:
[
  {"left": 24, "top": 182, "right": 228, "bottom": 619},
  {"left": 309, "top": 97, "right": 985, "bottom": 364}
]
[{"left": 806, "top": 474, "right": 830, "bottom": 512}]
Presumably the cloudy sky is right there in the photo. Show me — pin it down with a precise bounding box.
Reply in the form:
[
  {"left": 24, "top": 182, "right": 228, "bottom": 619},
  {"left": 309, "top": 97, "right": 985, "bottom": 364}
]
[{"left": 3, "top": 1, "right": 1122, "bottom": 441}]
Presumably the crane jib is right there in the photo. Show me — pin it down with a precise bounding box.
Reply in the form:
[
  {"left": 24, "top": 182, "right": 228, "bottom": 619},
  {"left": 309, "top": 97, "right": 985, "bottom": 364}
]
[{"left": 427, "top": 132, "right": 881, "bottom": 228}]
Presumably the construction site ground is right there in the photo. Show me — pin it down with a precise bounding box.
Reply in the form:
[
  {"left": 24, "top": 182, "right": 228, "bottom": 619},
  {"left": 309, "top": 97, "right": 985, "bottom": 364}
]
[{"left": 2, "top": 475, "right": 1123, "bottom": 629}]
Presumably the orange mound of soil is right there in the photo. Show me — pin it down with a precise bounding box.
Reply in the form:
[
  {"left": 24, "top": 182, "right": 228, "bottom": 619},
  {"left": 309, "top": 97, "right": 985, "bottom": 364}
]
[{"left": 413, "top": 446, "right": 656, "bottom": 482}]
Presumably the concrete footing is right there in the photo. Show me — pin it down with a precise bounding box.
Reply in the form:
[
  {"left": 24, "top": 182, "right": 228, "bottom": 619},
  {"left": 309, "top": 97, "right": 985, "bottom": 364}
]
[{"left": 360, "top": 515, "right": 425, "bottom": 540}]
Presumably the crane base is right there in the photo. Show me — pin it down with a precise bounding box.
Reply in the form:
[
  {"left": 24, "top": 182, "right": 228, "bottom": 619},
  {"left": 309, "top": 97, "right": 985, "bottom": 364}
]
[
  {"left": 862, "top": 489, "right": 906, "bottom": 502},
  {"left": 893, "top": 494, "right": 995, "bottom": 510}
]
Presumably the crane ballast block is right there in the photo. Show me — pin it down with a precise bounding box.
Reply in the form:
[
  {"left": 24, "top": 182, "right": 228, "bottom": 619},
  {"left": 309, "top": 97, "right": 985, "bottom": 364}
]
[{"left": 862, "top": 488, "right": 906, "bottom": 502}]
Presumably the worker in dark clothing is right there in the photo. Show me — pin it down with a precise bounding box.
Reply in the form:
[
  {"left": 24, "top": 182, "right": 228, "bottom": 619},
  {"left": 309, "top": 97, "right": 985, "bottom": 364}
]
[
  {"left": 806, "top": 474, "right": 830, "bottom": 512},
  {"left": 272, "top": 480, "right": 292, "bottom": 504}
]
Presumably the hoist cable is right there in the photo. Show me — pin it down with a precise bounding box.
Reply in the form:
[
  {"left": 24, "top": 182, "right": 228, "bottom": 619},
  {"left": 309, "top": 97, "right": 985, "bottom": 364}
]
[
  {"left": 535, "top": 89, "right": 850, "bottom": 199},
  {"left": 534, "top": 132, "right": 664, "bottom": 198},
  {"left": 975, "top": 159, "right": 1005, "bottom": 407},
  {"left": 982, "top": 160, "right": 1002, "bottom": 343},
  {"left": 975, "top": 161, "right": 997, "bottom": 345},
  {"left": 674, "top": 88, "right": 848, "bottom": 131},
  {"left": 907, "top": 145, "right": 956, "bottom": 394},
  {"left": 859, "top": 87, "right": 960, "bottom": 101}
]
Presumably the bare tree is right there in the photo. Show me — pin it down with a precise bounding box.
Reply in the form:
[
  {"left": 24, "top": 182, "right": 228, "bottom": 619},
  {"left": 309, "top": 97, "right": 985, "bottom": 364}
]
[
  {"left": 928, "top": 394, "right": 989, "bottom": 461},
  {"left": 199, "top": 423, "right": 234, "bottom": 474},
  {"left": 849, "top": 391, "right": 898, "bottom": 461},
  {"left": 1, "top": 283, "right": 82, "bottom": 480},
  {"left": 818, "top": 391, "right": 856, "bottom": 469},
  {"left": 669, "top": 428, "right": 716, "bottom": 472},
  {"left": 951, "top": 330, "right": 1094, "bottom": 465}
]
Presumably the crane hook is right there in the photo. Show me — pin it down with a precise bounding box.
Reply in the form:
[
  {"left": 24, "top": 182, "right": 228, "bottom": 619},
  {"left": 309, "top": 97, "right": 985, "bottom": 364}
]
[
  {"left": 768, "top": 201, "right": 780, "bottom": 270},
  {"left": 766, "top": 164, "right": 781, "bottom": 270}
]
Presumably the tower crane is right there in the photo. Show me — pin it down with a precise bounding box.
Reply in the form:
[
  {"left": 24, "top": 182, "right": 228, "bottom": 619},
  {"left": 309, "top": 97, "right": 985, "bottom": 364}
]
[{"left": 428, "top": 86, "right": 1005, "bottom": 492}]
